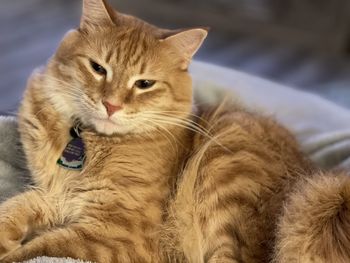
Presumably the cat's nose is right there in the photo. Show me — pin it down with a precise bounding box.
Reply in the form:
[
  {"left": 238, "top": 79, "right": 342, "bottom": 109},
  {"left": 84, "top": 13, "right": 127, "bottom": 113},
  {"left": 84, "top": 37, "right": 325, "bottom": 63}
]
[{"left": 103, "top": 100, "right": 122, "bottom": 117}]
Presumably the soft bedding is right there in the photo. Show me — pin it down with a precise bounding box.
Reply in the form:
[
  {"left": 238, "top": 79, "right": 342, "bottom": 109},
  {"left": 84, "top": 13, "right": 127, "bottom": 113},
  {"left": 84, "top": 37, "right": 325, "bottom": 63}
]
[{"left": 1, "top": 61, "right": 350, "bottom": 263}]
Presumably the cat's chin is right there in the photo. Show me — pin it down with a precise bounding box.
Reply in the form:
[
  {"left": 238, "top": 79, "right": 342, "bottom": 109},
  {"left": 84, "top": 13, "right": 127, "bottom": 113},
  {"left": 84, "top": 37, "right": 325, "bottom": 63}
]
[{"left": 92, "top": 118, "right": 125, "bottom": 136}]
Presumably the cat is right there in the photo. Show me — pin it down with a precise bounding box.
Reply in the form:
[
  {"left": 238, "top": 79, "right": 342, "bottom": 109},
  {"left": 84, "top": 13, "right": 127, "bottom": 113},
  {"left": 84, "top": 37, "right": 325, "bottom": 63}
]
[{"left": 0, "top": 0, "right": 350, "bottom": 262}]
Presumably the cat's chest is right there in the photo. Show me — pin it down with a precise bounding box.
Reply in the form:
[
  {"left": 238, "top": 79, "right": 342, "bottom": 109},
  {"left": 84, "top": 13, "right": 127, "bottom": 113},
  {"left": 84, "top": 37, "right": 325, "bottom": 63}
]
[
  {"left": 38, "top": 132, "right": 83, "bottom": 184},
  {"left": 82, "top": 136, "right": 177, "bottom": 181}
]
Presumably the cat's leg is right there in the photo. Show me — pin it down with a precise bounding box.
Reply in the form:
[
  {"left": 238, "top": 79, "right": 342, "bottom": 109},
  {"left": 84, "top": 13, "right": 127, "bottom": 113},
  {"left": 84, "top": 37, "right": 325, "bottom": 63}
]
[
  {"left": 0, "top": 190, "right": 57, "bottom": 260},
  {"left": 2, "top": 223, "right": 152, "bottom": 263},
  {"left": 2, "top": 225, "right": 104, "bottom": 263},
  {"left": 19, "top": 78, "right": 73, "bottom": 185}
]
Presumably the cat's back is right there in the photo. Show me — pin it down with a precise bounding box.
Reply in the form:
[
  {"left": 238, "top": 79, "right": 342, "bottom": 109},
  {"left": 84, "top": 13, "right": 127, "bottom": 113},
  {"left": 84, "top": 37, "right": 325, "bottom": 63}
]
[
  {"left": 196, "top": 102, "right": 312, "bottom": 178},
  {"left": 167, "top": 102, "right": 314, "bottom": 263}
]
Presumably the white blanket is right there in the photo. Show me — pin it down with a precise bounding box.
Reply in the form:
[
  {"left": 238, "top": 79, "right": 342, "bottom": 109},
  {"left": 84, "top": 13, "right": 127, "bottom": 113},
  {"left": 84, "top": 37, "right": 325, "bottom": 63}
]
[
  {"left": 1, "top": 61, "right": 350, "bottom": 263},
  {"left": 192, "top": 61, "right": 350, "bottom": 170}
]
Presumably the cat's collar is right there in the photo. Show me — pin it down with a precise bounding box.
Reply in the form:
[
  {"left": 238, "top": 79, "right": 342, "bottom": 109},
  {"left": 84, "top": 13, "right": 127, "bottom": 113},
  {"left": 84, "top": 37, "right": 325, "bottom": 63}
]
[
  {"left": 56, "top": 125, "right": 86, "bottom": 171},
  {"left": 70, "top": 125, "right": 82, "bottom": 139}
]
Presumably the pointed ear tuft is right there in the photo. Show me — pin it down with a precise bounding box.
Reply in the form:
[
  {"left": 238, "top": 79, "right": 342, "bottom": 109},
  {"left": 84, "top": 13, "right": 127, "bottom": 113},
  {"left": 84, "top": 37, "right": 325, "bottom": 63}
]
[
  {"left": 162, "top": 28, "right": 208, "bottom": 68},
  {"left": 80, "top": 0, "right": 115, "bottom": 29}
]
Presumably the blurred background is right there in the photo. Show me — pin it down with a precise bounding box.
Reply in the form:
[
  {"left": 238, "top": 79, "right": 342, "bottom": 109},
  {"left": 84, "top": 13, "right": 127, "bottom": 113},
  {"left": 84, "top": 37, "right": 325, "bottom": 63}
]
[{"left": 1, "top": 0, "right": 350, "bottom": 115}]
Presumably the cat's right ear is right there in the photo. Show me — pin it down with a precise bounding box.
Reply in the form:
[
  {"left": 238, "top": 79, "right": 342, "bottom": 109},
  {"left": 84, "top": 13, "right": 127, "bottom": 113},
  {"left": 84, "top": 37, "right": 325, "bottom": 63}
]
[{"left": 80, "top": 0, "right": 115, "bottom": 30}]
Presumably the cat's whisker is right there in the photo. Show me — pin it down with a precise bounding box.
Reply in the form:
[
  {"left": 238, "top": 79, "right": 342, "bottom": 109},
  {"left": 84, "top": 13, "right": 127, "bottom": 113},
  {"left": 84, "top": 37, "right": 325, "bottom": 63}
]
[
  {"left": 142, "top": 111, "right": 210, "bottom": 132},
  {"left": 145, "top": 110, "right": 210, "bottom": 122},
  {"left": 150, "top": 115, "right": 210, "bottom": 136},
  {"left": 41, "top": 75, "right": 85, "bottom": 98},
  {"left": 144, "top": 114, "right": 232, "bottom": 153},
  {"left": 142, "top": 119, "right": 179, "bottom": 156},
  {"left": 142, "top": 123, "right": 179, "bottom": 159},
  {"left": 42, "top": 74, "right": 79, "bottom": 90},
  {"left": 143, "top": 110, "right": 211, "bottom": 129},
  {"left": 148, "top": 118, "right": 208, "bottom": 139},
  {"left": 42, "top": 78, "right": 100, "bottom": 114},
  {"left": 142, "top": 113, "right": 212, "bottom": 138}
]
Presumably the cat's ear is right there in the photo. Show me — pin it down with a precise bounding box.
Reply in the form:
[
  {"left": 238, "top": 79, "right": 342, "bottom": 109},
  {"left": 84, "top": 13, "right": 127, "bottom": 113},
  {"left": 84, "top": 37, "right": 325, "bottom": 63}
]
[
  {"left": 161, "top": 28, "right": 208, "bottom": 69},
  {"left": 80, "top": 0, "right": 115, "bottom": 29}
]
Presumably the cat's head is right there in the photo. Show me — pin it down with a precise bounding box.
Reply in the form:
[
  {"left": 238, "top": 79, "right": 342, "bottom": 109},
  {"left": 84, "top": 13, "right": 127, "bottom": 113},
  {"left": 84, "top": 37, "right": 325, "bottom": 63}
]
[{"left": 44, "top": 0, "right": 207, "bottom": 136}]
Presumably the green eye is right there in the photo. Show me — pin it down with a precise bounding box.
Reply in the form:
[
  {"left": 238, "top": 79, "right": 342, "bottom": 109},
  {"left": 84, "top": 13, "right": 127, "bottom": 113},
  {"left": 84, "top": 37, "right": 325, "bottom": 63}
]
[
  {"left": 90, "top": 60, "right": 107, "bottom": 75},
  {"left": 135, "top": 80, "right": 156, "bottom": 89}
]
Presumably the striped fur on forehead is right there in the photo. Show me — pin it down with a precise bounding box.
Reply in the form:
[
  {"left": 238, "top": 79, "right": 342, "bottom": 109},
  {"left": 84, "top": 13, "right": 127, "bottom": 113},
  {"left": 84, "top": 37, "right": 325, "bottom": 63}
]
[
  {"left": 70, "top": 25, "right": 185, "bottom": 88},
  {"left": 80, "top": 26, "right": 158, "bottom": 66}
]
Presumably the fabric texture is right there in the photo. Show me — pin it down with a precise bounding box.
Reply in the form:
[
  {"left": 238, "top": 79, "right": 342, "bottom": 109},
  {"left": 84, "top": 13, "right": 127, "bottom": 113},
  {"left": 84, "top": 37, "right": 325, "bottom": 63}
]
[
  {"left": 1, "top": 61, "right": 350, "bottom": 262},
  {"left": 191, "top": 61, "right": 350, "bottom": 169},
  {"left": 0, "top": 116, "right": 30, "bottom": 202}
]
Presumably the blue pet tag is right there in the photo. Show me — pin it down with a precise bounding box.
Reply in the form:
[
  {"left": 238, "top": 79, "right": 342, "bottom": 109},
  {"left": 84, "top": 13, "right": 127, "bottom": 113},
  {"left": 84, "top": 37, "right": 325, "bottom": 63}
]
[{"left": 57, "top": 127, "right": 85, "bottom": 170}]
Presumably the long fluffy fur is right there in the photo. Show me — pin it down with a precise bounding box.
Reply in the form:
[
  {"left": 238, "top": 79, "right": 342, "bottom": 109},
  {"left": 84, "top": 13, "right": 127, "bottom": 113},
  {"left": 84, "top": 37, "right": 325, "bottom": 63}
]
[
  {"left": 1, "top": 0, "right": 350, "bottom": 262},
  {"left": 163, "top": 102, "right": 314, "bottom": 262},
  {"left": 275, "top": 172, "right": 350, "bottom": 263}
]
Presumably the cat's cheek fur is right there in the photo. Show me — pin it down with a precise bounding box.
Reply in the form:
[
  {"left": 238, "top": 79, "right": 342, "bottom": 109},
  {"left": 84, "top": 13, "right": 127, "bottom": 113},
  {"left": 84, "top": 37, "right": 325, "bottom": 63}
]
[{"left": 45, "top": 92, "right": 75, "bottom": 120}]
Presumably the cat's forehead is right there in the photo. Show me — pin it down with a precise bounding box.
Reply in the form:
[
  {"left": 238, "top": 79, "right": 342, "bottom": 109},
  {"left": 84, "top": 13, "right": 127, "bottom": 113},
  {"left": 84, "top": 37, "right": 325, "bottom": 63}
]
[
  {"left": 85, "top": 26, "right": 159, "bottom": 64},
  {"left": 90, "top": 26, "right": 155, "bottom": 48}
]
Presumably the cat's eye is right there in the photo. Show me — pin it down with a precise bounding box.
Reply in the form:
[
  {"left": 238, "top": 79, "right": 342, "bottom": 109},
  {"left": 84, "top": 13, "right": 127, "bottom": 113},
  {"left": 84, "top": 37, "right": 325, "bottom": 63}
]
[
  {"left": 134, "top": 80, "right": 156, "bottom": 89},
  {"left": 90, "top": 60, "right": 107, "bottom": 75}
]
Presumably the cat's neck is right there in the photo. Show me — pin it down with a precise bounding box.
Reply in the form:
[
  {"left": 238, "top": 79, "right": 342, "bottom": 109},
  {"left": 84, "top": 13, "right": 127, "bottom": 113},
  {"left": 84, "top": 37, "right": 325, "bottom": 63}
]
[
  {"left": 82, "top": 124, "right": 192, "bottom": 161},
  {"left": 79, "top": 125, "right": 193, "bottom": 203}
]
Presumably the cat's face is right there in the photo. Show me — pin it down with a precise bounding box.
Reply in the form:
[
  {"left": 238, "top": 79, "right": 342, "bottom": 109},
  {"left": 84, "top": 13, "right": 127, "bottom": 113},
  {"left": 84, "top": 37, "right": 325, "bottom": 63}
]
[{"left": 45, "top": 0, "right": 207, "bottom": 136}]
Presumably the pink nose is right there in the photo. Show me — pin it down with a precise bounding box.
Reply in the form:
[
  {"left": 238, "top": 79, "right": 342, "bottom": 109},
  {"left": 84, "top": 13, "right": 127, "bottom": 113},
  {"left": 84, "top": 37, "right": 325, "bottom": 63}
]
[{"left": 103, "top": 100, "right": 122, "bottom": 117}]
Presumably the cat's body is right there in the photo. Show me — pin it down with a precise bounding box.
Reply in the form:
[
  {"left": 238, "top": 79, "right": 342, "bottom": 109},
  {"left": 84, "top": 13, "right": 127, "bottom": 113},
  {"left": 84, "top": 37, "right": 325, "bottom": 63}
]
[
  {"left": 1, "top": 0, "right": 350, "bottom": 262},
  {"left": 163, "top": 104, "right": 313, "bottom": 263},
  {"left": 7, "top": 58, "right": 193, "bottom": 263}
]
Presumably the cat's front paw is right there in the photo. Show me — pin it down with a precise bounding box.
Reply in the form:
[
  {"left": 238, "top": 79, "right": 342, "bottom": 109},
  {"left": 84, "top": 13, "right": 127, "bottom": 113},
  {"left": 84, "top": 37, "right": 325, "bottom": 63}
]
[{"left": 0, "top": 220, "right": 27, "bottom": 260}]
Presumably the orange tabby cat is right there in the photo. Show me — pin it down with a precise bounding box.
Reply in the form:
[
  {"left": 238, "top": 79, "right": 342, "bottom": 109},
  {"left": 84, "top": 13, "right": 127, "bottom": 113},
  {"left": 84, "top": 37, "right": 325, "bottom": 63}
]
[
  {"left": 0, "top": 0, "right": 349, "bottom": 262},
  {"left": 1, "top": 0, "right": 204, "bottom": 261}
]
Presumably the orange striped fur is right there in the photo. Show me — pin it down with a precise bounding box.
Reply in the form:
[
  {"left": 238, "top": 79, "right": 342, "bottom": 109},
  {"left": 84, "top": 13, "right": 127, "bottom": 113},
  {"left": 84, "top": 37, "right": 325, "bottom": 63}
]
[{"left": 1, "top": 0, "right": 350, "bottom": 262}]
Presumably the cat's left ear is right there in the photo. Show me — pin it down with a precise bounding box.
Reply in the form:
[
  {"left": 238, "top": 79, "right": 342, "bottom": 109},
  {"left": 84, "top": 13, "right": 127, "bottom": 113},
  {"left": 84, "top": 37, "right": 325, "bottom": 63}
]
[
  {"left": 161, "top": 28, "right": 208, "bottom": 69},
  {"left": 80, "top": 0, "right": 115, "bottom": 30}
]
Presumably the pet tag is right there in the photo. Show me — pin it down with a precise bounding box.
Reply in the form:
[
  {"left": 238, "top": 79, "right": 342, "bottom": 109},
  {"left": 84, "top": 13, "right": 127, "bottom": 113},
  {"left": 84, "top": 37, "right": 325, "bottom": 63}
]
[{"left": 57, "top": 127, "right": 85, "bottom": 170}]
